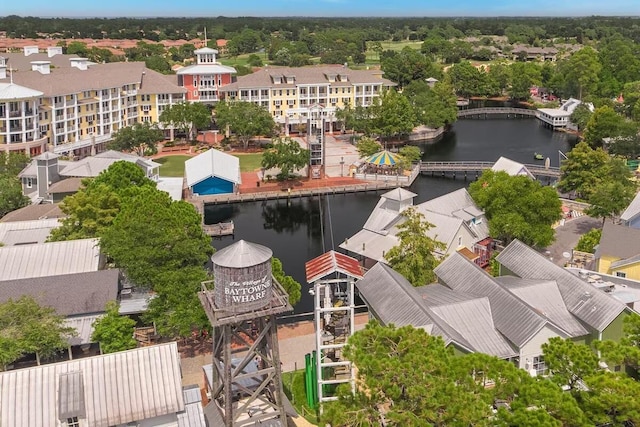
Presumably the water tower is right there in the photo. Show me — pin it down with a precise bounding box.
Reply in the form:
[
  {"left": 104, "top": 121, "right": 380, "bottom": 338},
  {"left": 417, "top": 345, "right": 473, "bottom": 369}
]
[{"left": 199, "top": 240, "right": 292, "bottom": 427}]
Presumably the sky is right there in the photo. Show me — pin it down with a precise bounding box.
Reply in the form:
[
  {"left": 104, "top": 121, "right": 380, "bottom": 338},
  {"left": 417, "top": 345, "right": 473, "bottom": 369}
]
[{"left": 4, "top": 0, "right": 639, "bottom": 18}]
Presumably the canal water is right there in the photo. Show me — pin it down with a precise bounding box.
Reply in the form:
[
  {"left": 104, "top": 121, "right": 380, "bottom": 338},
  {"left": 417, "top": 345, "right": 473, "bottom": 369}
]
[{"left": 204, "top": 118, "right": 578, "bottom": 317}]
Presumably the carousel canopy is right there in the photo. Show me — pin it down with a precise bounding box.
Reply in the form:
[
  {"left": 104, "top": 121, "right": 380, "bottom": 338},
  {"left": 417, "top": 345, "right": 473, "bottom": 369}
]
[{"left": 365, "top": 150, "right": 400, "bottom": 166}]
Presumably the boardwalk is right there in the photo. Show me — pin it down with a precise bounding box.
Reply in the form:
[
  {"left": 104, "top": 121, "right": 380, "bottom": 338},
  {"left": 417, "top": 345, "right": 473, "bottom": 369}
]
[
  {"left": 202, "top": 221, "right": 234, "bottom": 237},
  {"left": 419, "top": 161, "right": 560, "bottom": 179},
  {"left": 457, "top": 107, "right": 538, "bottom": 118}
]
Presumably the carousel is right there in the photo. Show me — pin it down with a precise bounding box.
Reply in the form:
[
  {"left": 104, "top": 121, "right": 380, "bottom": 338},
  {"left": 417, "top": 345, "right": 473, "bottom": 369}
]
[{"left": 360, "top": 150, "right": 402, "bottom": 175}]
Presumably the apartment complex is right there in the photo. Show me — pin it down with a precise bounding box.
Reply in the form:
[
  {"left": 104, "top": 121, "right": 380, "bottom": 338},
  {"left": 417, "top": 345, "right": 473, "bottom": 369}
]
[
  {"left": 0, "top": 47, "right": 187, "bottom": 157},
  {"left": 219, "top": 65, "right": 395, "bottom": 134}
]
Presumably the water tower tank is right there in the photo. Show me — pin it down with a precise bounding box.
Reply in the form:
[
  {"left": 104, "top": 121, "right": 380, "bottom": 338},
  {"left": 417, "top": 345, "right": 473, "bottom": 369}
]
[{"left": 211, "top": 240, "right": 273, "bottom": 312}]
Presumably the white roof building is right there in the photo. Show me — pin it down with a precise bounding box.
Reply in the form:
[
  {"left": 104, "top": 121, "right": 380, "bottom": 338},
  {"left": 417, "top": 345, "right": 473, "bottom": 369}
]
[
  {"left": 491, "top": 156, "right": 536, "bottom": 179},
  {"left": 185, "top": 149, "right": 241, "bottom": 195},
  {"left": 0, "top": 342, "right": 206, "bottom": 427},
  {"left": 0, "top": 218, "right": 60, "bottom": 245}
]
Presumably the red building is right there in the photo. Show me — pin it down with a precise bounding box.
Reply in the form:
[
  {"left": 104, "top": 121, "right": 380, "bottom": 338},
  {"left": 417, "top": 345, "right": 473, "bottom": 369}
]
[{"left": 176, "top": 48, "right": 236, "bottom": 103}]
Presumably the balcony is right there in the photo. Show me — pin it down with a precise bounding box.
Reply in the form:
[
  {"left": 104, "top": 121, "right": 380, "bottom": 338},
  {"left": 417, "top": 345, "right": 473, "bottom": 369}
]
[
  {"left": 199, "top": 95, "right": 219, "bottom": 102},
  {"left": 9, "top": 111, "right": 22, "bottom": 118},
  {"left": 122, "top": 89, "right": 138, "bottom": 96}
]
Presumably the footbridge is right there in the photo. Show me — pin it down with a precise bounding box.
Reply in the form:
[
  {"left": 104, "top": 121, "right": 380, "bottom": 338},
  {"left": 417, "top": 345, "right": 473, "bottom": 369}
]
[
  {"left": 419, "top": 161, "right": 560, "bottom": 179},
  {"left": 457, "top": 107, "right": 538, "bottom": 118}
]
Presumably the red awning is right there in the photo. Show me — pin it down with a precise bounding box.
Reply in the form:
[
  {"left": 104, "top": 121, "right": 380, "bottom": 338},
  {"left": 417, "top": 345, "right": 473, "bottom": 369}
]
[{"left": 305, "top": 250, "right": 363, "bottom": 283}]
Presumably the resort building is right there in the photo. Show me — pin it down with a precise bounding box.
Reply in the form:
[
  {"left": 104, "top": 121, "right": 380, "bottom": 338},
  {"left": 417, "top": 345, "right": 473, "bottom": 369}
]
[
  {"left": 219, "top": 65, "right": 395, "bottom": 134},
  {"left": 341, "top": 187, "right": 492, "bottom": 269},
  {"left": 176, "top": 47, "right": 236, "bottom": 103},
  {"left": 1, "top": 48, "right": 187, "bottom": 157}
]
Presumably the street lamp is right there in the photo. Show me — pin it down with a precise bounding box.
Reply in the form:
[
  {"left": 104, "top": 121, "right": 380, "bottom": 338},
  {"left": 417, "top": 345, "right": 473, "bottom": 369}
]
[{"left": 340, "top": 156, "right": 345, "bottom": 177}]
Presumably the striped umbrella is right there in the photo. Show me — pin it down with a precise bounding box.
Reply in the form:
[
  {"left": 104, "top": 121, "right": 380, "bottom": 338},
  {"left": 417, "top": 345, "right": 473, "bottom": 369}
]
[{"left": 365, "top": 150, "right": 400, "bottom": 166}]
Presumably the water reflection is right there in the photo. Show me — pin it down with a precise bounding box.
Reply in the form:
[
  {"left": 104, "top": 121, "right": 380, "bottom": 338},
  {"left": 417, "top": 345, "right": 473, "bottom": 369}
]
[{"left": 261, "top": 198, "right": 322, "bottom": 238}]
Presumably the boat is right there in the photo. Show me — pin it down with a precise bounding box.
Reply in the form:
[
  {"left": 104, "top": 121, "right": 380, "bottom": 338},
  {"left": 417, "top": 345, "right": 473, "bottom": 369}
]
[{"left": 534, "top": 153, "right": 544, "bottom": 160}]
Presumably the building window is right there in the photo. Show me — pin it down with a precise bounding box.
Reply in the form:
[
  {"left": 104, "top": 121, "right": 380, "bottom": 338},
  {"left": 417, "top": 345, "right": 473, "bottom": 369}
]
[
  {"left": 616, "top": 272, "right": 627, "bottom": 278},
  {"left": 66, "top": 417, "right": 80, "bottom": 427},
  {"left": 532, "top": 356, "right": 547, "bottom": 376},
  {"left": 25, "top": 178, "right": 33, "bottom": 188}
]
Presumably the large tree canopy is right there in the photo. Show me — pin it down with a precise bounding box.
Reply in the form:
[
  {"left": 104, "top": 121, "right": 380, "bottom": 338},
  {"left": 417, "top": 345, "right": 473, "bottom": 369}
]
[
  {"left": 214, "top": 100, "right": 275, "bottom": 150},
  {"left": 91, "top": 301, "right": 137, "bottom": 354},
  {"left": 261, "top": 137, "right": 309, "bottom": 179},
  {"left": 469, "top": 170, "right": 562, "bottom": 247},
  {"left": 108, "top": 122, "right": 163, "bottom": 156},
  {"left": 159, "top": 101, "right": 211, "bottom": 140},
  {"left": 0, "top": 152, "right": 30, "bottom": 219}
]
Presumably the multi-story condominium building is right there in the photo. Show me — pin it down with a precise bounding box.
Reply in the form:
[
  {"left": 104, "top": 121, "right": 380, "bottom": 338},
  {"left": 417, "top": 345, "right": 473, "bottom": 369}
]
[
  {"left": 176, "top": 47, "right": 236, "bottom": 104},
  {"left": 219, "top": 65, "right": 395, "bottom": 134},
  {"left": 0, "top": 48, "right": 187, "bottom": 158}
]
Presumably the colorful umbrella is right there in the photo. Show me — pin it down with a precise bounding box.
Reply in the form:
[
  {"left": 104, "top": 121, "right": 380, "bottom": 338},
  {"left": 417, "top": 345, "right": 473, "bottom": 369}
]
[{"left": 365, "top": 150, "right": 399, "bottom": 166}]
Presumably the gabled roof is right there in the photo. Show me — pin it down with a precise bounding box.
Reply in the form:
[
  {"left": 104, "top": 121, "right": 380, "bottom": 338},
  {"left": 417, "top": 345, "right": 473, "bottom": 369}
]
[
  {"left": 185, "top": 149, "right": 241, "bottom": 188},
  {"left": 421, "top": 287, "right": 518, "bottom": 359},
  {"left": 434, "top": 252, "right": 548, "bottom": 347},
  {"left": 597, "top": 219, "right": 640, "bottom": 260},
  {"left": 0, "top": 238, "right": 101, "bottom": 280},
  {"left": 0, "top": 343, "right": 184, "bottom": 427},
  {"left": 620, "top": 191, "right": 640, "bottom": 223},
  {"left": 0, "top": 203, "right": 65, "bottom": 223},
  {"left": 356, "top": 263, "right": 436, "bottom": 329},
  {"left": 610, "top": 254, "right": 640, "bottom": 269},
  {"left": 305, "top": 250, "right": 363, "bottom": 283},
  {"left": 176, "top": 63, "right": 236, "bottom": 75},
  {"left": 491, "top": 157, "right": 535, "bottom": 179},
  {"left": 497, "top": 239, "right": 626, "bottom": 332},
  {"left": 380, "top": 187, "right": 417, "bottom": 202},
  {"left": 0, "top": 269, "right": 119, "bottom": 316},
  {"left": 340, "top": 228, "right": 398, "bottom": 263},
  {"left": 60, "top": 151, "right": 159, "bottom": 178},
  {"left": 494, "top": 276, "right": 589, "bottom": 338}
]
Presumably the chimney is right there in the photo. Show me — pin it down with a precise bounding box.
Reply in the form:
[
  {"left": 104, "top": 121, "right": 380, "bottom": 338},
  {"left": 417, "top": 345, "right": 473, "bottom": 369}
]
[
  {"left": 140, "top": 71, "right": 146, "bottom": 89},
  {"left": 47, "top": 46, "right": 63, "bottom": 57},
  {"left": 34, "top": 152, "right": 61, "bottom": 200},
  {"left": 31, "top": 61, "right": 51, "bottom": 75},
  {"left": 0, "top": 65, "right": 6, "bottom": 80},
  {"left": 70, "top": 57, "right": 89, "bottom": 71},
  {"left": 23, "top": 46, "right": 39, "bottom": 56}
]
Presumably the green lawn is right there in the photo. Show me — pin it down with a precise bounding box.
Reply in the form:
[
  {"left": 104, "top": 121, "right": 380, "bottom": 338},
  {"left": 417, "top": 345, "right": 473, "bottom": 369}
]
[
  {"left": 282, "top": 370, "right": 320, "bottom": 425},
  {"left": 156, "top": 155, "right": 191, "bottom": 177},
  {"left": 156, "top": 153, "right": 263, "bottom": 177}
]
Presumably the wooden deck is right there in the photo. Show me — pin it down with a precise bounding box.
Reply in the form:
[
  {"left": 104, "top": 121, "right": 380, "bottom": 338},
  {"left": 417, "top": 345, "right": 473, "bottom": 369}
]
[
  {"left": 457, "top": 107, "right": 538, "bottom": 118},
  {"left": 202, "top": 221, "right": 235, "bottom": 237},
  {"left": 419, "top": 161, "right": 560, "bottom": 178}
]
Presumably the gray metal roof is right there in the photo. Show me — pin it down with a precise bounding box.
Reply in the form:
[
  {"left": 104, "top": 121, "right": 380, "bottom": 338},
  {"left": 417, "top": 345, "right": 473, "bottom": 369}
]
[
  {"left": 380, "top": 187, "right": 417, "bottom": 202},
  {"left": 0, "top": 238, "right": 102, "bottom": 281},
  {"left": 0, "top": 269, "right": 119, "bottom": 316},
  {"left": 58, "top": 371, "right": 86, "bottom": 420},
  {"left": 434, "top": 252, "right": 547, "bottom": 347},
  {"left": 0, "top": 342, "right": 185, "bottom": 427},
  {"left": 0, "top": 218, "right": 60, "bottom": 245},
  {"left": 621, "top": 191, "right": 640, "bottom": 222},
  {"left": 340, "top": 229, "right": 397, "bottom": 263},
  {"left": 64, "top": 314, "right": 103, "bottom": 346},
  {"left": 211, "top": 240, "right": 272, "bottom": 268},
  {"left": 356, "top": 263, "right": 436, "bottom": 329},
  {"left": 497, "top": 240, "right": 626, "bottom": 332},
  {"left": 494, "top": 276, "right": 589, "bottom": 338},
  {"left": 177, "top": 385, "right": 206, "bottom": 427},
  {"left": 597, "top": 219, "right": 640, "bottom": 260}
]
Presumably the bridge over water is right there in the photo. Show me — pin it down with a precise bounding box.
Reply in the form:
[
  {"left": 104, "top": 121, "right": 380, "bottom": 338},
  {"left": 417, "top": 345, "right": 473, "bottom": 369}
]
[
  {"left": 457, "top": 107, "right": 539, "bottom": 118},
  {"left": 419, "top": 161, "right": 560, "bottom": 179}
]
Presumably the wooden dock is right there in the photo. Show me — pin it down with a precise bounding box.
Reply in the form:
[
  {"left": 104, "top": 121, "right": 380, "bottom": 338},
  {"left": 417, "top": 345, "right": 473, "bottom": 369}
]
[{"left": 203, "top": 221, "right": 235, "bottom": 237}]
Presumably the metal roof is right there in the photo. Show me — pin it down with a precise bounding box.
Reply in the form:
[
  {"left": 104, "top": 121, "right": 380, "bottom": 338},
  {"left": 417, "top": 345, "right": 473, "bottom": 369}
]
[
  {"left": 0, "top": 342, "right": 185, "bottom": 427},
  {"left": 185, "top": 149, "right": 241, "bottom": 188},
  {"left": 497, "top": 239, "right": 626, "bottom": 332},
  {"left": 0, "top": 82, "right": 43, "bottom": 99},
  {"left": 64, "top": 314, "right": 103, "bottom": 346},
  {"left": 0, "top": 269, "right": 119, "bottom": 316},
  {"left": 494, "top": 276, "right": 589, "bottom": 338},
  {"left": 491, "top": 157, "right": 535, "bottom": 179},
  {"left": 59, "top": 151, "right": 159, "bottom": 178},
  {"left": 620, "top": 191, "right": 640, "bottom": 222},
  {"left": 0, "top": 238, "right": 102, "bottom": 281},
  {"left": 434, "top": 252, "right": 548, "bottom": 347},
  {"left": 340, "top": 228, "right": 397, "bottom": 263},
  {"left": 356, "top": 263, "right": 436, "bottom": 329},
  {"left": 211, "top": 239, "right": 272, "bottom": 268},
  {"left": 0, "top": 218, "right": 60, "bottom": 245},
  {"left": 157, "top": 177, "right": 184, "bottom": 201},
  {"left": 305, "top": 250, "right": 363, "bottom": 283},
  {"left": 380, "top": 187, "right": 417, "bottom": 202},
  {"left": 177, "top": 385, "right": 206, "bottom": 427}
]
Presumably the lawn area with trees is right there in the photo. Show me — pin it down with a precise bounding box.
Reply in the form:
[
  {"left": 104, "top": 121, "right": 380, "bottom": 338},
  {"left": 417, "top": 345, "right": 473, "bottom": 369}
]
[{"left": 156, "top": 153, "right": 264, "bottom": 177}]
